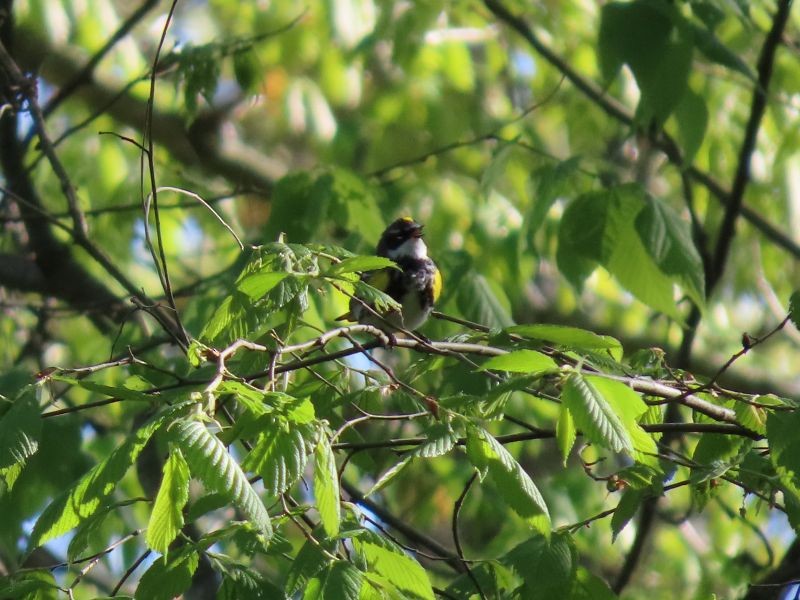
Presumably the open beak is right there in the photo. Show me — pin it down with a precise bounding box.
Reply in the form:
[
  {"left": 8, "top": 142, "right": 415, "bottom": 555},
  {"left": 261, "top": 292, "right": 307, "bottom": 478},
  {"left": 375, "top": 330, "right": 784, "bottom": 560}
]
[{"left": 411, "top": 225, "right": 424, "bottom": 239}]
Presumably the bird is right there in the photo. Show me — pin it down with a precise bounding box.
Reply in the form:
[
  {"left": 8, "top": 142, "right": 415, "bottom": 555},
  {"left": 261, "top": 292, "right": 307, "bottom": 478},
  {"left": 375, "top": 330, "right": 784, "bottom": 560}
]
[{"left": 336, "top": 217, "right": 442, "bottom": 333}]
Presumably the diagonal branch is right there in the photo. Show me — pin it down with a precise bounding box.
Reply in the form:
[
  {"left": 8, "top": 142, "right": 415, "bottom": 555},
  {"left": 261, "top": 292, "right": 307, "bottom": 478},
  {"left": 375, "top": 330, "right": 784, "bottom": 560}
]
[{"left": 708, "top": 0, "right": 792, "bottom": 289}]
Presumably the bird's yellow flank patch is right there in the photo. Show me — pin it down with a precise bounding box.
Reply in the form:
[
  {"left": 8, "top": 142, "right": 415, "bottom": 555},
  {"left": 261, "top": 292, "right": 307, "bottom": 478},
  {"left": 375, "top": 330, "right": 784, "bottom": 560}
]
[{"left": 432, "top": 267, "right": 443, "bottom": 302}]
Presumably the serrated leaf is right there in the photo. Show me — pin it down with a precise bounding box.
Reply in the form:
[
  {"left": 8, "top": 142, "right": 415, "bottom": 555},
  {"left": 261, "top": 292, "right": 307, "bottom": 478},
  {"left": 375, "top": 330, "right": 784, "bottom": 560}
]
[
  {"left": 0, "top": 571, "right": 59, "bottom": 599},
  {"left": 0, "top": 386, "right": 41, "bottom": 469},
  {"left": 199, "top": 291, "right": 253, "bottom": 342},
  {"left": 285, "top": 538, "right": 333, "bottom": 596},
  {"left": 242, "top": 422, "right": 311, "bottom": 498},
  {"left": 467, "top": 426, "right": 550, "bottom": 523},
  {"left": 480, "top": 350, "right": 557, "bottom": 374},
  {"left": 304, "top": 560, "right": 362, "bottom": 600},
  {"left": 508, "top": 324, "right": 622, "bottom": 352},
  {"left": 366, "top": 457, "right": 412, "bottom": 498},
  {"left": 327, "top": 255, "right": 397, "bottom": 276},
  {"left": 504, "top": 531, "right": 575, "bottom": 597},
  {"left": 562, "top": 374, "right": 632, "bottom": 454},
  {"left": 352, "top": 280, "right": 402, "bottom": 314},
  {"left": 354, "top": 531, "right": 435, "bottom": 600},
  {"left": 734, "top": 401, "right": 767, "bottom": 435},
  {"left": 146, "top": 449, "right": 190, "bottom": 553},
  {"left": 413, "top": 423, "right": 457, "bottom": 458},
  {"left": 556, "top": 406, "right": 576, "bottom": 465},
  {"left": 135, "top": 546, "right": 198, "bottom": 600},
  {"left": 314, "top": 435, "right": 341, "bottom": 537},
  {"left": 30, "top": 404, "right": 177, "bottom": 548},
  {"left": 218, "top": 563, "right": 286, "bottom": 600},
  {"left": 171, "top": 419, "right": 272, "bottom": 538},
  {"left": 610, "top": 489, "right": 643, "bottom": 542}
]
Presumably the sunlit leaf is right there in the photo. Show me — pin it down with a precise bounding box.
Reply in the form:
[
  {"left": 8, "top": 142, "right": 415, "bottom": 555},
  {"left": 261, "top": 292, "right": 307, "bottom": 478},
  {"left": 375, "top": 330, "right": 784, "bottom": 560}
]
[
  {"left": 171, "top": 419, "right": 272, "bottom": 538},
  {"left": 561, "top": 374, "right": 633, "bottom": 455},
  {"left": 146, "top": 449, "right": 190, "bottom": 554},
  {"left": 353, "top": 530, "right": 435, "bottom": 600},
  {"left": 314, "top": 434, "right": 341, "bottom": 537},
  {"left": 480, "top": 350, "right": 557, "bottom": 373}
]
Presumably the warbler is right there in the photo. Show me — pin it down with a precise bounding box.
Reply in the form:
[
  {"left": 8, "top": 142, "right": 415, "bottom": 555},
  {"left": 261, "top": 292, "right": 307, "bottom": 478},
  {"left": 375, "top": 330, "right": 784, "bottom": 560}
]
[{"left": 337, "top": 217, "right": 442, "bottom": 332}]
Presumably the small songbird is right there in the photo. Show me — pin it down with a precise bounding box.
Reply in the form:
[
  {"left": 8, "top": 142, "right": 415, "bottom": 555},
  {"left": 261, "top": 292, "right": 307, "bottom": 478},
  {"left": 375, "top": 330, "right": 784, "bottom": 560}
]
[{"left": 337, "top": 217, "right": 442, "bottom": 332}]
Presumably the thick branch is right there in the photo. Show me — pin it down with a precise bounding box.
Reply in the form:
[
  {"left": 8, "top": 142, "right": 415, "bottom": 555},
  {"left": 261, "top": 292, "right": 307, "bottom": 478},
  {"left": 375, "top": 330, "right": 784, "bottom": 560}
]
[{"left": 0, "top": 253, "right": 45, "bottom": 292}]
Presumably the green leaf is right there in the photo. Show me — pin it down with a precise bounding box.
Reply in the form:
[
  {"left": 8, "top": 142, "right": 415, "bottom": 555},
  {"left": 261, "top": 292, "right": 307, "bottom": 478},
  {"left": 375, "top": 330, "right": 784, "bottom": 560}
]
[
  {"left": 218, "top": 563, "right": 286, "bottom": 599},
  {"left": 135, "top": 546, "right": 198, "bottom": 600},
  {"left": 466, "top": 425, "right": 550, "bottom": 524},
  {"left": 480, "top": 350, "right": 558, "bottom": 374},
  {"left": 527, "top": 157, "right": 583, "bottom": 239},
  {"left": 635, "top": 195, "right": 705, "bottom": 306},
  {"left": 599, "top": 0, "right": 692, "bottom": 123},
  {"left": 571, "top": 567, "right": 619, "bottom": 600},
  {"left": 690, "top": 22, "right": 754, "bottom": 79},
  {"left": 304, "top": 560, "right": 362, "bottom": 600},
  {"left": 557, "top": 185, "right": 684, "bottom": 318},
  {"left": 285, "top": 538, "right": 333, "bottom": 596},
  {"left": 233, "top": 49, "right": 260, "bottom": 92},
  {"left": 242, "top": 421, "right": 312, "bottom": 498},
  {"left": 789, "top": 291, "right": 800, "bottom": 330},
  {"left": 587, "top": 375, "right": 657, "bottom": 461},
  {"left": 764, "top": 412, "right": 800, "bottom": 525},
  {"left": 561, "top": 374, "right": 633, "bottom": 454},
  {"left": 352, "top": 280, "right": 402, "bottom": 314},
  {"left": 199, "top": 291, "right": 254, "bottom": 342},
  {"left": 413, "top": 423, "right": 458, "bottom": 458},
  {"left": 327, "top": 255, "right": 397, "bottom": 276},
  {"left": 0, "top": 386, "right": 41, "bottom": 470},
  {"left": 171, "top": 419, "right": 272, "bottom": 538},
  {"left": 30, "top": 404, "right": 177, "bottom": 548},
  {"left": 146, "top": 448, "right": 190, "bottom": 554},
  {"left": 368, "top": 423, "right": 458, "bottom": 496},
  {"left": 504, "top": 531, "right": 576, "bottom": 598},
  {"left": 610, "top": 488, "right": 644, "bottom": 542},
  {"left": 314, "top": 434, "right": 341, "bottom": 538},
  {"left": 49, "top": 375, "right": 154, "bottom": 404},
  {"left": 556, "top": 405, "right": 576, "bottom": 465},
  {"left": 734, "top": 401, "right": 768, "bottom": 436},
  {"left": 237, "top": 272, "right": 289, "bottom": 299},
  {"left": 673, "top": 87, "right": 709, "bottom": 164},
  {"left": 456, "top": 272, "right": 514, "bottom": 328},
  {"left": 0, "top": 571, "right": 59, "bottom": 599},
  {"left": 354, "top": 531, "right": 435, "bottom": 600},
  {"left": 366, "top": 457, "right": 412, "bottom": 498},
  {"left": 508, "top": 324, "right": 622, "bottom": 352}
]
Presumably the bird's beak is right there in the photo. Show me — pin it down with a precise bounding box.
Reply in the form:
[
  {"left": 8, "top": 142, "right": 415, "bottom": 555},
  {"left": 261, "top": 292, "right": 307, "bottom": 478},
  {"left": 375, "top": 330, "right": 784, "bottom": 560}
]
[{"left": 412, "top": 225, "right": 424, "bottom": 238}]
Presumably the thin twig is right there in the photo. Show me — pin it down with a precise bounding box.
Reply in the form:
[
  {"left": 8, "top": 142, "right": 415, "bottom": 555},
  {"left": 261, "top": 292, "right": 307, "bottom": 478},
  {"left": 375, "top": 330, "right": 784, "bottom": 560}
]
[
  {"left": 452, "top": 473, "right": 485, "bottom": 600},
  {"left": 140, "top": 0, "right": 188, "bottom": 348}
]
